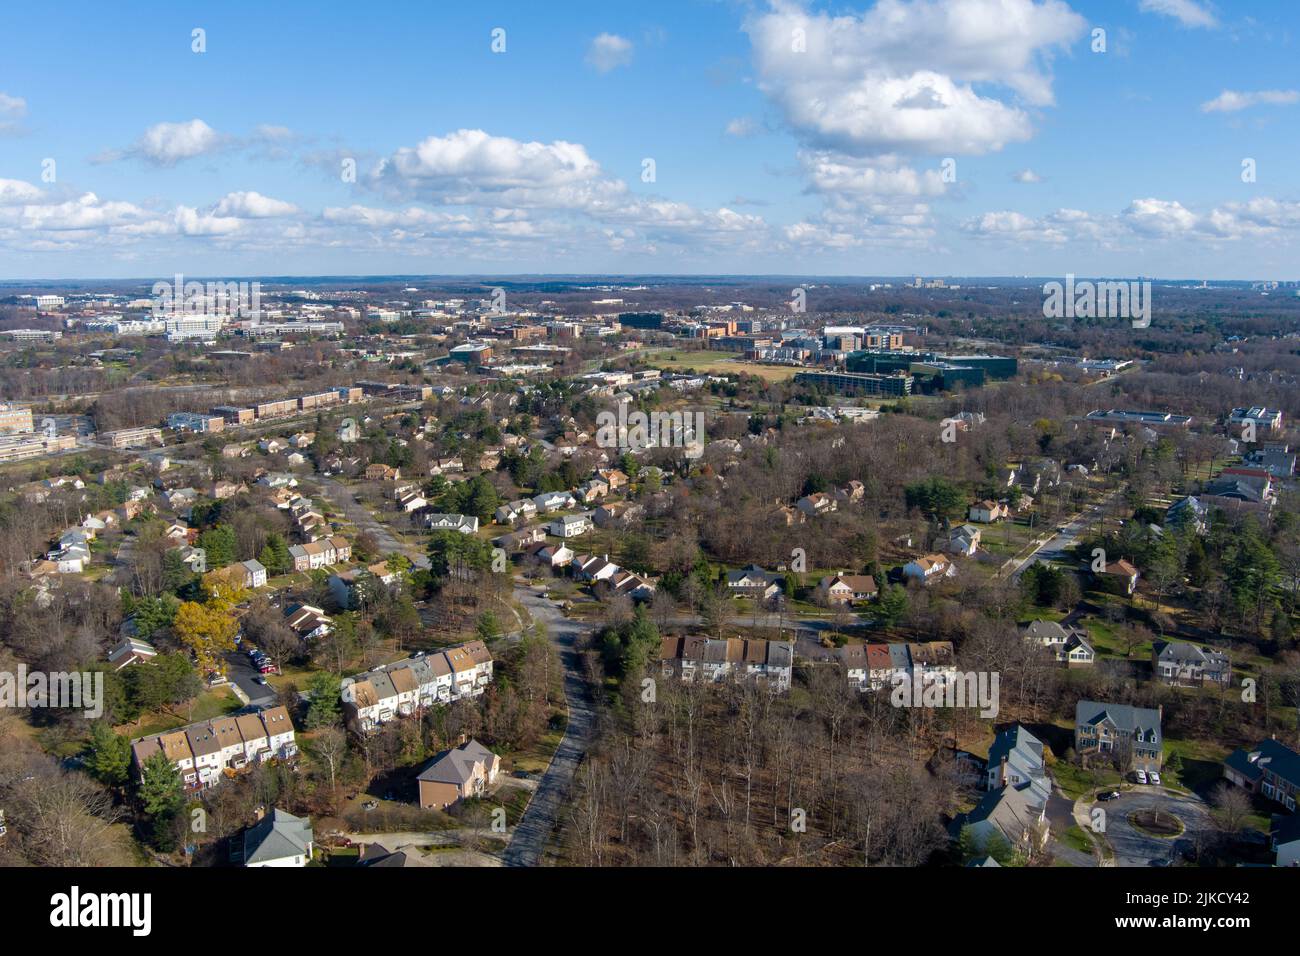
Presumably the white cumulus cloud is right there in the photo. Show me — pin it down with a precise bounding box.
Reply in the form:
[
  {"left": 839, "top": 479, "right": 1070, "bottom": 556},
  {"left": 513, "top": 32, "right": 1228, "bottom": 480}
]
[
  {"left": 1200, "top": 89, "right": 1299, "bottom": 113},
  {"left": 586, "top": 33, "right": 634, "bottom": 72}
]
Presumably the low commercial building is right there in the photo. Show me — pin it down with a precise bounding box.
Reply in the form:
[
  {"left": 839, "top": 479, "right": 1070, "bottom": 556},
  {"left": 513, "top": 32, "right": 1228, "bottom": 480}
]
[
  {"left": 167, "top": 412, "right": 225, "bottom": 433},
  {"left": 102, "top": 427, "right": 163, "bottom": 449}
]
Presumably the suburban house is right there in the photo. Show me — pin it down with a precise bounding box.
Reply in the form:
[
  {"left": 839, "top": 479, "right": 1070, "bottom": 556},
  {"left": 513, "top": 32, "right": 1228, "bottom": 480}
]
[
  {"left": 366, "top": 463, "right": 400, "bottom": 481},
  {"left": 576, "top": 478, "right": 609, "bottom": 504},
  {"left": 595, "top": 468, "right": 629, "bottom": 490},
  {"left": 985, "top": 724, "right": 1051, "bottom": 806},
  {"left": 239, "top": 558, "right": 268, "bottom": 589},
  {"left": 817, "top": 573, "right": 878, "bottom": 605},
  {"left": 608, "top": 569, "right": 656, "bottom": 601},
  {"left": 1096, "top": 558, "right": 1139, "bottom": 595},
  {"left": 550, "top": 513, "right": 592, "bottom": 538},
  {"left": 285, "top": 603, "right": 332, "bottom": 641},
  {"left": 1023, "top": 620, "right": 1095, "bottom": 667},
  {"left": 946, "top": 524, "right": 981, "bottom": 557},
  {"left": 417, "top": 739, "right": 501, "bottom": 810},
  {"left": 533, "top": 543, "right": 574, "bottom": 569},
  {"left": 493, "top": 524, "right": 548, "bottom": 553},
  {"left": 902, "top": 553, "right": 955, "bottom": 585},
  {"left": 1273, "top": 816, "right": 1300, "bottom": 867},
  {"left": 130, "top": 705, "right": 297, "bottom": 791},
  {"left": 1166, "top": 496, "right": 1211, "bottom": 535},
  {"left": 532, "top": 490, "right": 576, "bottom": 513},
  {"left": 593, "top": 501, "right": 643, "bottom": 529},
  {"left": 1074, "top": 700, "right": 1163, "bottom": 772},
  {"left": 726, "top": 564, "right": 784, "bottom": 601},
  {"left": 1223, "top": 739, "right": 1300, "bottom": 812},
  {"left": 1243, "top": 445, "right": 1297, "bottom": 479},
  {"left": 796, "top": 492, "right": 837, "bottom": 517},
  {"left": 396, "top": 489, "right": 427, "bottom": 513},
  {"left": 968, "top": 499, "right": 1008, "bottom": 523},
  {"left": 659, "top": 636, "right": 794, "bottom": 692},
  {"left": 423, "top": 513, "right": 479, "bottom": 534},
  {"left": 495, "top": 498, "right": 538, "bottom": 524},
  {"left": 1152, "top": 640, "right": 1231, "bottom": 688},
  {"left": 106, "top": 636, "right": 158, "bottom": 670},
  {"left": 573, "top": 553, "right": 619, "bottom": 583},
  {"left": 957, "top": 778, "right": 1048, "bottom": 857},
  {"left": 956, "top": 724, "right": 1053, "bottom": 857},
  {"left": 242, "top": 808, "right": 313, "bottom": 867},
  {"left": 328, "top": 561, "right": 403, "bottom": 609}
]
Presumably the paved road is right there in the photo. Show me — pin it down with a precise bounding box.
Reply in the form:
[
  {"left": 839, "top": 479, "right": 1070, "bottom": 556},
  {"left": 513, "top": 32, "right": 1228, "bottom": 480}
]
[
  {"left": 502, "top": 583, "right": 596, "bottom": 867},
  {"left": 314, "top": 474, "right": 430, "bottom": 570},
  {"left": 1006, "top": 489, "right": 1121, "bottom": 581},
  {"left": 1099, "top": 787, "right": 1211, "bottom": 867}
]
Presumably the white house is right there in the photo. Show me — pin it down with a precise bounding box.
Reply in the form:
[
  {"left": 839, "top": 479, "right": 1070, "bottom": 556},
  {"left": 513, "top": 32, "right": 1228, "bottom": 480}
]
[
  {"left": 240, "top": 559, "right": 268, "bottom": 589},
  {"left": 903, "top": 553, "right": 955, "bottom": 584},
  {"left": 550, "top": 513, "right": 592, "bottom": 538},
  {"left": 423, "top": 513, "right": 479, "bottom": 534},
  {"left": 533, "top": 490, "right": 576, "bottom": 513}
]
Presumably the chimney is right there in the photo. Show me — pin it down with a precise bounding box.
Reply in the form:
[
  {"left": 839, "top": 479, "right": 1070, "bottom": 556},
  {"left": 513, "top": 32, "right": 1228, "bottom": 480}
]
[{"left": 999, "top": 756, "right": 1008, "bottom": 788}]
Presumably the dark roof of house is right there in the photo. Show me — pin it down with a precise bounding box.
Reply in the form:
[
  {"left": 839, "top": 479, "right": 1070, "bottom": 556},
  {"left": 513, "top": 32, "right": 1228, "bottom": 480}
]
[
  {"left": 1076, "top": 700, "right": 1161, "bottom": 744},
  {"left": 1226, "top": 739, "right": 1300, "bottom": 789},
  {"left": 243, "top": 809, "right": 312, "bottom": 865}
]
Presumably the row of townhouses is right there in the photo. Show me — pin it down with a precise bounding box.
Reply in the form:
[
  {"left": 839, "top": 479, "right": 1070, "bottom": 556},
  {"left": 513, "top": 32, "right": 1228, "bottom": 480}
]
[
  {"left": 838, "top": 641, "right": 958, "bottom": 691},
  {"left": 341, "top": 641, "right": 494, "bottom": 733},
  {"left": 659, "top": 636, "right": 794, "bottom": 691},
  {"left": 130, "top": 706, "right": 297, "bottom": 792}
]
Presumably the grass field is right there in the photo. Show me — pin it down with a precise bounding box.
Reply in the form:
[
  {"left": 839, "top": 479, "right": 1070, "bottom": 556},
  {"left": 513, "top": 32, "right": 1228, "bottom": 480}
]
[{"left": 645, "top": 348, "right": 804, "bottom": 383}]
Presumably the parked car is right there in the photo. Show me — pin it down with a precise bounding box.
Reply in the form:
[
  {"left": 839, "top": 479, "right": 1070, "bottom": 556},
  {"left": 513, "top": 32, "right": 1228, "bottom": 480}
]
[
  {"left": 1148, "top": 771, "right": 1161, "bottom": 786},
  {"left": 259, "top": 663, "right": 279, "bottom": 675},
  {"left": 1097, "top": 790, "right": 1120, "bottom": 802},
  {"left": 253, "top": 675, "right": 267, "bottom": 686},
  {"left": 1133, "top": 770, "right": 1148, "bottom": 785}
]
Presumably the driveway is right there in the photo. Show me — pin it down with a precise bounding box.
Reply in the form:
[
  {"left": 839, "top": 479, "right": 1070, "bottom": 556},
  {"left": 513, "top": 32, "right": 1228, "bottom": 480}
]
[
  {"left": 502, "top": 584, "right": 595, "bottom": 867},
  {"left": 1096, "top": 787, "right": 1212, "bottom": 867}
]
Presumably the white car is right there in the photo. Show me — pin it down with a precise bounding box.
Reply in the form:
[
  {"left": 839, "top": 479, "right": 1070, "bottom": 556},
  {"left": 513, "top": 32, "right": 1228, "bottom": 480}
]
[
  {"left": 1148, "top": 771, "right": 1161, "bottom": 786},
  {"left": 1134, "top": 770, "right": 1148, "bottom": 785}
]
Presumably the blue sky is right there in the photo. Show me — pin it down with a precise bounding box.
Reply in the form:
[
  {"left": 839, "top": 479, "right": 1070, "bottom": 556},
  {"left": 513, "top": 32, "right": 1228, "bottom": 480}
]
[{"left": 1, "top": 0, "right": 1297, "bottom": 279}]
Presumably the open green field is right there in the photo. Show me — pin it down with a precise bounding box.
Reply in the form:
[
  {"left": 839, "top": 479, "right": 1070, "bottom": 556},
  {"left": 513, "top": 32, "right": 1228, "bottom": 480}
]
[{"left": 644, "top": 348, "right": 804, "bottom": 383}]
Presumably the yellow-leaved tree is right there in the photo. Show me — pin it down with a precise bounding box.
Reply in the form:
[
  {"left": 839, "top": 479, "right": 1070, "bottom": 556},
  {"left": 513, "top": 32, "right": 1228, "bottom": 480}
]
[{"left": 174, "top": 566, "right": 248, "bottom": 674}]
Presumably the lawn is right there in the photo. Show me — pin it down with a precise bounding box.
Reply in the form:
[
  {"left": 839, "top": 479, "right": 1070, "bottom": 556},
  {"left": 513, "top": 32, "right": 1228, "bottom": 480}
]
[
  {"left": 645, "top": 348, "right": 804, "bottom": 383},
  {"left": 1060, "top": 824, "right": 1095, "bottom": 855},
  {"left": 120, "top": 687, "right": 243, "bottom": 738},
  {"left": 1163, "top": 738, "right": 1231, "bottom": 795},
  {"left": 1052, "top": 760, "right": 1123, "bottom": 801}
]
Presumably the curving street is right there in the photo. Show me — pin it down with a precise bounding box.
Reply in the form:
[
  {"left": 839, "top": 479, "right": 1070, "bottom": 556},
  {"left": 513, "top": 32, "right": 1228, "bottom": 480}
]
[{"left": 502, "top": 584, "right": 596, "bottom": 867}]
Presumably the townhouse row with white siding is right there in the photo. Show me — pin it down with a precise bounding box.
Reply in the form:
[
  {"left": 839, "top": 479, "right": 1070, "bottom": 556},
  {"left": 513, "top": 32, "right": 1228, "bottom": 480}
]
[
  {"left": 341, "top": 641, "right": 494, "bottom": 733},
  {"left": 130, "top": 706, "right": 297, "bottom": 792}
]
